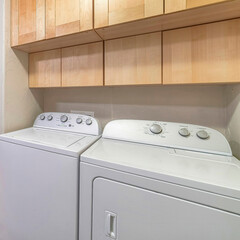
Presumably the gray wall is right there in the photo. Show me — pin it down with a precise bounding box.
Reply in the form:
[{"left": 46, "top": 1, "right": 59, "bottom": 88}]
[{"left": 44, "top": 85, "right": 227, "bottom": 134}]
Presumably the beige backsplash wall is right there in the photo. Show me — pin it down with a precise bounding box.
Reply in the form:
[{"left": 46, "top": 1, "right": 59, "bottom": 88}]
[
  {"left": 44, "top": 85, "right": 227, "bottom": 134},
  {"left": 226, "top": 84, "right": 240, "bottom": 159}
]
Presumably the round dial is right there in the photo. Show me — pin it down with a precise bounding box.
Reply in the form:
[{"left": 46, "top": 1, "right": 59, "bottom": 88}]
[
  {"left": 60, "top": 115, "right": 68, "bottom": 123},
  {"left": 197, "top": 130, "right": 209, "bottom": 140},
  {"left": 86, "top": 118, "right": 92, "bottom": 125},
  {"left": 40, "top": 115, "right": 45, "bottom": 120},
  {"left": 150, "top": 124, "right": 162, "bottom": 134},
  {"left": 178, "top": 128, "right": 190, "bottom": 137},
  {"left": 47, "top": 115, "right": 53, "bottom": 121},
  {"left": 76, "top": 118, "right": 83, "bottom": 124}
]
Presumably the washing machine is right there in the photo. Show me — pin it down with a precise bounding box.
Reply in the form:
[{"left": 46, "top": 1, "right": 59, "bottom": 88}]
[
  {"left": 80, "top": 120, "right": 240, "bottom": 240},
  {"left": 0, "top": 112, "right": 101, "bottom": 240}
]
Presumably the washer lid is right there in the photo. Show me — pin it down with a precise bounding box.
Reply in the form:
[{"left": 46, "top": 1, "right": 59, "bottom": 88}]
[
  {"left": 81, "top": 138, "right": 240, "bottom": 200},
  {"left": 0, "top": 128, "right": 100, "bottom": 157}
]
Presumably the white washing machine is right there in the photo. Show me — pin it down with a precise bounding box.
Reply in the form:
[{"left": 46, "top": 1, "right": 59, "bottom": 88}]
[
  {"left": 0, "top": 112, "right": 101, "bottom": 240},
  {"left": 80, "top": 120, "right": 240, "bottom": 240}
]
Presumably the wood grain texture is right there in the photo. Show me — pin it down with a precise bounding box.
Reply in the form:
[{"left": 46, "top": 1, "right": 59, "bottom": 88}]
[
  {"left": 94, "top": 0, "right": 109, "bottom": 28},
  {"left": 105, "top": 32, "right": 162, "bottom": 86},
  {"left": 29, "top": 49, "right": 62, "bottom": 88},
  {"left": 94, "top": 0, "right": 163, "bottom": 28},
  {"left": 62, "top": 42, "right": 104, "bottom": 87},
  {"left": 11, "top": 0, "right": 19, "bottom": 46},
  {"left": 13, "top": 30, "right": 102, "bottom": 53},
  {"left": 165, "top": 0, "right": 186, "bottom": 13},
  {"left": 96, "top": 0, "right": 240, "bottom": 40},
  {"left": 80, "top": 0, "right": 93, "bottom": 31},
  {"left": 187, "top": 0, "right": 229, "bottom": 8},
  {"left": 163, "top": 19, "right": 240, "bottom": 84},
  {"left": 46, "top": 0, "right": 56, "bottom": 39},
  {"left": 36, "top": 0, "right": 46, "bottom": 40}
]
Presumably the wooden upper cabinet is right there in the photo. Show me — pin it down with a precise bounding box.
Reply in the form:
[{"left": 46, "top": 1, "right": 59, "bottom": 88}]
[
  {"left": 105, "top": 32, "right": 162, "bottom": 86},
  {"left": 62, "top": 42, "right": 104, "bottom": 87},
  {"left": 11, "top": 0, "right": 45, "bottom": 46},
  {"left": 163, "top": 19, "right": 240, "bottom": 84},
  {"left": 29, "top": 49, "right": 62, "bottom": 88},
  {"left": 94, "top": 0, "right": 164, "bottom": 28},
  {"left": 46, "top": 0, "right": 93, "bottom": 39},
  {"left": 165, "top": 0, "right": 230, "bottom": 13}
]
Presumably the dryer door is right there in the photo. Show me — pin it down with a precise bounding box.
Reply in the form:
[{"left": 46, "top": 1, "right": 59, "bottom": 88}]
[{"left": 92, "top": 178, "right": 240, "bottom": 240}]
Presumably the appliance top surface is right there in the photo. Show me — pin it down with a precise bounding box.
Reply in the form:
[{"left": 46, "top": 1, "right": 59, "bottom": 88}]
[
  {"left": 0, "top": 112, "right": 102, "bottom": 157},
  {"left": 81, "top": 119, "right": 240, "bottom": 199}
]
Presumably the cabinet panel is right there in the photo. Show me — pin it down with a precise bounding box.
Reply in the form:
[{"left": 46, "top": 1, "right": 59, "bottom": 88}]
[
  {"left": 105, "top": 32, "right": 162, "bottom": 86},
  {"left": 165, "top": 0, "right": 229, "bottom": 13},
  {"left": 46, "top": 0, "right": 93, "bottom": 38},
  {"left": 11, "top": 0, "right": 45, "bottom": 46},
  {"left": 29, "top": 49, "right": 62, "bottom": 88},
  {"left": 62, "top": 42, "right": 103, "bottom": 87},
  {"left": 163, "top": 19, "right": 240, "bottom": 84},
  {"left": 94, "top": 0, "right": 163, "bottom": 28}
]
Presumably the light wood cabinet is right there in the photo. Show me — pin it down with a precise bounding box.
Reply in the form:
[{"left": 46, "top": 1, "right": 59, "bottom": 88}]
[
  {"left": 105, "top": 32, "right": 162, "bottom": 86},
  {"left": 46, "top": 0, "right": 93, "bottom": 38},
  {"left": 94, "top": 0, "right": 164, "bottom": 28},
  {"left": 29, "top": 49, "right": 62, "bottom": 88},
  {"left": 165, "top": 0, "right": 230, "bottom": 13},
  {"left": 163, "top": 19, "right": 240, "bottom": 84},
  {"left": 11, "top": 0, "right": 45, "bottom": 46},
  {"left": 62, "top": 42, "right": 104, "bottom": 87}
]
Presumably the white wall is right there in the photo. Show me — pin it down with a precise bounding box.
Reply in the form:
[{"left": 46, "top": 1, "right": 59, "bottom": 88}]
[
  {"left": 226, "top": 84, "right": 240, "bottom": 159},
  {"left": 44, "top": 85, "right": 227, "bottom": 134},
  {"left": 3, "top": 0, "right": 44, "bottom": 132},
  {"left": 0, "top": 0, "right": 5, "bottom": 133}
]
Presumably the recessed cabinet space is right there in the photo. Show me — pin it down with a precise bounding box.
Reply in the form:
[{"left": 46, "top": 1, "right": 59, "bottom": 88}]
[
  {"left": 94, "top": 0, "right": 164, "bottom": 28},
  {"left": 105, "top": 32, "right": 162, "bottom": 86},
  {"left": 165, "top": 0, "right": 230, "bottom": 13},
  {"left": 46, "top": 0, "right": 93, "bottom": 38},
  {"left": 11, "top": 0, "right": 45, "bottom": 46},
  {"left": 163, "top": 19, "right": 240, "bottom": 85},
  {"left": 29, "top": 49, "right": 62, "bottom": 88},
  {"left": 29, "top": 42, "right": 104, "bottom": 88},
  {"left": 62, "top": 42, "right": 104, "bottom": 87}
]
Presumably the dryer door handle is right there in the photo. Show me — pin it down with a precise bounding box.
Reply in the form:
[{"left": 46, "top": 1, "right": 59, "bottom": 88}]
[{"left": 105, "top": 211, "right": 117, "bottom": 239}]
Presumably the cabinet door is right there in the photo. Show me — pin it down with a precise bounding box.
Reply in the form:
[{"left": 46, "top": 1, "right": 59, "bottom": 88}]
[
  {"left": 165, "top": 0, "right": 230, "bottom": 13},
  {"left": 105, "top": 32, "right": 162, "bottom": 86},
  {"left": 29, "top": 49, "right": 62, "bottom": 88},
  {"left": 11, "top": 0, "right": 45, "bottom": 46},
  {"left": 62, "top": 42, "right": 103, "bottom": 87},
  {"left": 163, "top": 19, "right": 240, "bottom": 84},
  {"left": 93, "top": 178, "right": 240, "bottom": 240},
  {"left": 46, "top": 0, "right": 92, "bottom": 39},
  {"left": 94, "top": 0, "right": 163, "bottom": 28}
]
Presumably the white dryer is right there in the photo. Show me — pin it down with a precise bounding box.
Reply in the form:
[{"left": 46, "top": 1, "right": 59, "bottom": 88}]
[
  {"left": 0, "top": 112, "right": 101, "bottom": 240},
  {"left": 80, "top": 120, "right": 240, "bottom": 240}
]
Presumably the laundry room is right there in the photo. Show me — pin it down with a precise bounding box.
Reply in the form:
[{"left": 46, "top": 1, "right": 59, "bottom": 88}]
[{"left": 0, "top": 0, "right": 240, "bottom": 240}]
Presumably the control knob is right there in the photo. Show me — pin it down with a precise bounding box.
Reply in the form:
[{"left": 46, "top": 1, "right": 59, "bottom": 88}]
[
  {"left": 86, "top": 118, "right": 92, "bottom": 125},
  {"left": 60, "top": 115, "right": 68, "bottom": 123},
  {"left": 197, "top": 130, "right": 209, "bottom": 140},
  {"left": 40, "top": 115, "right": 45, "bottom": 120},
  {"left": 47, "top": 115, "right": 53, "bottom": 121},
  {"left": 76, "top": 118, "right": 83, "bottom": 124},
  {"left": 178, "top": 128, "right": 190, "bottom": 137},
  {"left": 150, "top": 124, "right": 162, "bottom": 134}
]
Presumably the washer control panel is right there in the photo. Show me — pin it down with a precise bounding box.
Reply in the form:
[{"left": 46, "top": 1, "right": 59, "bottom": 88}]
[
  {"left": 103, "top": 120, "right": 232, "bottom": 156},
  {"left": 34, "top": 112, "right": 101, "bottom": 136}
]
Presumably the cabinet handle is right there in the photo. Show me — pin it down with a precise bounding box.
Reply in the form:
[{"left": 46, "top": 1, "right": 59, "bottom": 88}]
[{"left": 105, "top": 211, "right": 117, "bottom": 239}]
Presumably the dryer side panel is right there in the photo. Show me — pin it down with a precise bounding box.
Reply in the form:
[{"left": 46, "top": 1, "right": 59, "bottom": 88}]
[{"left": 92, "top": 178, "right": 240, "bottom": 240}]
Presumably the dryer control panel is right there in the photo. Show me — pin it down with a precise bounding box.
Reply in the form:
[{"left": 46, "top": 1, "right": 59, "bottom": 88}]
[
  {"left": 34, "top": 112, "right": 101, "bottom": 136},
  {"left": 103, "top": 120, "right": 232, "bottom": 156}
]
